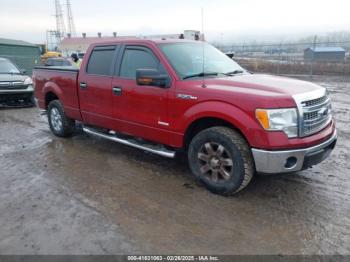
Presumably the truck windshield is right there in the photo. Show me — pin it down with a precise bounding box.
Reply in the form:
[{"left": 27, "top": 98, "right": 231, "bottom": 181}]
[
  {"left": 0, "top": 59, "right": 20, "bottom": 74},
  {"left": 158, "top": 42, "right": 245, "bottom": 80}
]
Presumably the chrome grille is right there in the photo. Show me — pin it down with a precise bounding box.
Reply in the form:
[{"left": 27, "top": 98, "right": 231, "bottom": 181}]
[
  {"left": 0, "top": 81, "right": 27, "bottom": 90},
  {"left": 301, "top": 95, "right": 332, "bottom": 136},
  {"left": 302, "top": 96, "right": 327, "bottom": 107}
]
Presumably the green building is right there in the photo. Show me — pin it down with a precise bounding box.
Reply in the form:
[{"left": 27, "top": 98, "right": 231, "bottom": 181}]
[{"left": 0, "top": 38, "right": 41, "bottom": 75}]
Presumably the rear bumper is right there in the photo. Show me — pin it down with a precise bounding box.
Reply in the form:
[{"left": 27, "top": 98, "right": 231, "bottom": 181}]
[{"left": 252, "top": 129, "right": 337, "bottom": 174}]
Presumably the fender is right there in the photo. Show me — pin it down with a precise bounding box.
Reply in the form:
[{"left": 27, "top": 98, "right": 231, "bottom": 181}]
[
  {"left": 42, "top": 80, "right": 82, "bottom": 121},
  {"left": 42, "top": 81, "right": 63, "bottom": 104},
  {"left": 179, "top": 101, "right": 264, "bottom": 147}
]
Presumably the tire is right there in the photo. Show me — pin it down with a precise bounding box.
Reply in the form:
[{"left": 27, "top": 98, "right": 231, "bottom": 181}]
[
  {"left": 47, "top": 100, "right": 75, "bottom": 137},
  {"left": 188, "top": 126, "right": 254, "bottom": 196}
]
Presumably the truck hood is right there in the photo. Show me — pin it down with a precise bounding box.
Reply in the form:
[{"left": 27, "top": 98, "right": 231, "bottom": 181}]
[
  {"left": 204, "top": 73, "right": 325, "bottom": 96},
  {"left": 0, "top": 74, "right": 29, "bottom": 82}
]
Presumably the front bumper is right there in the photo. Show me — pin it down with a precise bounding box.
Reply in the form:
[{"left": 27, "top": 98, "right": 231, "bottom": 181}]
[
  {"left": 0, "top": 86, "right": 34, "bottom": 102},
  {"left": 252, "top": 130, "right": 337, "bottom": 174}
]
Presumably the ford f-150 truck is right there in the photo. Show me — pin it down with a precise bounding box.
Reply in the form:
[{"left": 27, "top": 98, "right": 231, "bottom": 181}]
[{"left": 33, "top": 39, "right": 337, "bottom": 196}]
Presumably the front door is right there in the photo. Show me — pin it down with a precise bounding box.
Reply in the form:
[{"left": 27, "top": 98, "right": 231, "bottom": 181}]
[{"left": 111, "top": 45, "right": 172, "bottom": 145}]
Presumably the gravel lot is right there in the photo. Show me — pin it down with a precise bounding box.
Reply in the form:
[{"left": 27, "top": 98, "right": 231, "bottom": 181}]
[{"left": 0, "top": 76, "right": 349, "bottom": 255}]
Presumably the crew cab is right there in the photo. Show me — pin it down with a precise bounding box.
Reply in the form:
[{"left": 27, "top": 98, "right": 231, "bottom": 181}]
[{"left": 33, "top": 39, "right": 337, "bottom": 196}]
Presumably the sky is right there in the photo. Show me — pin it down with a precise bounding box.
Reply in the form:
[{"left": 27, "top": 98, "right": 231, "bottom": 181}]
[{"left": 0, "top": 0, "right": 349, "bottom": 44}]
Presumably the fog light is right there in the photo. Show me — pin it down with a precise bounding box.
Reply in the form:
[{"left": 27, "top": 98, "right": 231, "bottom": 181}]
[{"left": 285, "top": 157, "right": 297, "bottom": 169}]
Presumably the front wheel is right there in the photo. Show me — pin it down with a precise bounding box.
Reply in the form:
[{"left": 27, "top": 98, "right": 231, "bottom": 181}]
[
  {"left": 47, "top": 100, "right": 75, "bottom": 137},
  {"left": 188, "top": 126, "right": 254, "bottom": 196}
]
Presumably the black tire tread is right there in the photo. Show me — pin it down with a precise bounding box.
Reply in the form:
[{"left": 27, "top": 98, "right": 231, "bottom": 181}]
[
  {"left": 189, "top": 126, "right": 254, "bottom": 195},
  {"left": 212, "top": 127, "right": 254, "bottom": 194}
]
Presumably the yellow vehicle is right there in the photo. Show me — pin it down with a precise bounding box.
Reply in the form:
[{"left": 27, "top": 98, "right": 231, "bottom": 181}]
[{"left": 37, "top": 44, "right": 62, "bottom": 64}]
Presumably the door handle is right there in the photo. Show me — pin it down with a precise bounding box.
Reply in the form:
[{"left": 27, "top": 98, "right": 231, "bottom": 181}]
[
  {"left": 80, "top": 82, "right": 88, "bottom": 89},
  {"left": 113, "top": 87, "right": 122, "bottom": 96}
]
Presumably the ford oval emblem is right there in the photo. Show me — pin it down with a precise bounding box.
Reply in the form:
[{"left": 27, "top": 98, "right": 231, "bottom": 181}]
[{"left": 318, "top": 107, "right": 328, "bottom": 117}]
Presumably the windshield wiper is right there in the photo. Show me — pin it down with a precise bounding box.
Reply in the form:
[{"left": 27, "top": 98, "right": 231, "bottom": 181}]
[
  {"left": 223, "top": 70, "right": 244, "bottom": 76},
  {"left": 183, "top": 72, "right": 218, "bottom": 80}
]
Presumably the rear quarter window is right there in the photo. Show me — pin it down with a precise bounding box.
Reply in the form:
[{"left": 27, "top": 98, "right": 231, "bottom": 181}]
[{"left": 87, "top": 46, "right": 116, "bottom": 76}]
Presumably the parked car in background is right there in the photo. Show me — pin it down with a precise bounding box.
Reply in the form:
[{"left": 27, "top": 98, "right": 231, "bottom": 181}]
[
  {"left": 44, "top": 57, "right": 72, "bottom": 67},
  {"left": 0, "top": 57, "right": 34, "bottom": 107}
]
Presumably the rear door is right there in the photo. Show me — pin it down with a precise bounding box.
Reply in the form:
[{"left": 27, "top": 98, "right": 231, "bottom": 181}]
[
  {"left": 78, "top": 45, "right": 119, "bottom": 129},
  {"left": 111, "top": 45, "right": 172, "bottom": 145}
]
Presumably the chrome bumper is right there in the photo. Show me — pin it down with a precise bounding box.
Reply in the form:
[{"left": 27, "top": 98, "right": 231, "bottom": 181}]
[
  {"left": 252, "top": 130, "right": 337, "bottom": 174},
  {"left": 0, "top": 86, "right": 34, "bottom": 94}
]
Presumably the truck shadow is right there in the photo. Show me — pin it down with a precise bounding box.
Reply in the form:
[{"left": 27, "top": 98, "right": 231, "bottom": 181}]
[{"left": 61, "top": 129, "right": 319, "bottom": 201}]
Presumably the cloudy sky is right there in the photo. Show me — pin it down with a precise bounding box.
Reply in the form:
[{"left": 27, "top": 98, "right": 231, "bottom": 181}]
[{"left": 0, "top": 0, "right": 349, "bottom": 44}]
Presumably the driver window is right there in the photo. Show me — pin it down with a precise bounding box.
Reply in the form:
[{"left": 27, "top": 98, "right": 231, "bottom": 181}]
[{"left": 120, "top": 48, "right": 160, "bottom": 79}]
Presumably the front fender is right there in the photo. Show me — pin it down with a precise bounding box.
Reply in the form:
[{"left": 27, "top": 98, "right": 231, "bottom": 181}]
[{"left": 179, "top": 101, "right": 263, "bottom": 147}]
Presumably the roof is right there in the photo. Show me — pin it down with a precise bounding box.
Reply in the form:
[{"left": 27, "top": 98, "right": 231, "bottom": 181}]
[
  {"left": 0, "top": 37, "right": 36, "bottom": 47},
  {"left": 306, "top": 47, "right": 346, "bottom": 53}
]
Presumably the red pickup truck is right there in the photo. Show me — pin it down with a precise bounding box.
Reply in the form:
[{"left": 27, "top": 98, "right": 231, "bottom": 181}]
[{"left": 33, "top": 39, "right": 337, "bottom": 196}]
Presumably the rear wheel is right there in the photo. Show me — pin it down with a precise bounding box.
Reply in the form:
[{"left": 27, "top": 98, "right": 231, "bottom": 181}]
[
  {"left": 188, "top": 126, "right": 254, "bottom": 196},
  {"left": 47, "top": 100, "right": 75, "bottom": 137}
]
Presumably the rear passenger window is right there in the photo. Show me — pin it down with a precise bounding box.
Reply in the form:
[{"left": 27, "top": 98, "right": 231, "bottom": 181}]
[
  {"left": 120, "top": 49, "right": 159, "bottom": 79},
  {"left": 87, "top": 46, "right": 115, "bottom": 76}
]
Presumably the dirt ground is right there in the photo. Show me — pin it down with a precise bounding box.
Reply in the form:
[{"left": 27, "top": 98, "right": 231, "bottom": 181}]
[{"left": 0, "top": 76, "right": 349, "bottom": 255}]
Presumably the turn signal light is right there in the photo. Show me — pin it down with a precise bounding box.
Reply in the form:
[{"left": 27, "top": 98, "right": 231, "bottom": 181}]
[{"left": 255, "top": 109, "right": 270, "bottom": 129}]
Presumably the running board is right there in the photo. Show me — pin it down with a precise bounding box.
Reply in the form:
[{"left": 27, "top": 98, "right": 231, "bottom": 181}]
[{"left": 82, "top": 126, "right": 176, "bottom": 158}]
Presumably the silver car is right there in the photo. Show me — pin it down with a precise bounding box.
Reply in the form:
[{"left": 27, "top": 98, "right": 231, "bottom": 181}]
[{"left": 0, "top": 57, "right": 34, "bottom": 107}]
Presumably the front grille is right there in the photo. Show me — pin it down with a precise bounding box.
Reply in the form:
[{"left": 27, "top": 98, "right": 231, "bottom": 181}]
[
  {"left": 0, "top": 81, "right": 27, "bottom": 90},
  {"left": 302, "top": 96, "right": 327, "bottom": 107},
  {"left": 301, "top": 95, "right": 332, "bottom": 136},
  {"left": 304, "top": 111, "right": 318, "bottom": 121}
]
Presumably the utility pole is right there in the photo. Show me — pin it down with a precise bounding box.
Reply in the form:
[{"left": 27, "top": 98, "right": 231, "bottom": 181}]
[{"left": 66, "top": 0, "right": 76, "bottom": 37}]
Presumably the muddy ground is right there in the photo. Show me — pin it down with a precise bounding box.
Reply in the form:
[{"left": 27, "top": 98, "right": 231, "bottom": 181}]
[{"left": 0, "top": 76, "right": 349, "bottom": 255}]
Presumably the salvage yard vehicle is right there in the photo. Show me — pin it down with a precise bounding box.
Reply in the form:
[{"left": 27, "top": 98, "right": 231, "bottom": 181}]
[
  {"left": 32, "top": 39, "right": 337, "bottom": 196},
  {"left": 44, "top": 57, "right": 72, "bottom": 67},
  {"left": 0, "top": 57, "right": 35, "bottom": 107}
]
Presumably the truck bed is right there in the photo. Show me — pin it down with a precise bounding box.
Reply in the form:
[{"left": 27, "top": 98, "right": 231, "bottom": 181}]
[{"left": 33, "top": 66, "right": 82, "bottom": 121}]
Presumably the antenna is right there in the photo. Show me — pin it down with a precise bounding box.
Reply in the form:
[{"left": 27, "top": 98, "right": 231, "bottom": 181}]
[{"left": 201, "top": 7, "right": 206, "bottom": 88}]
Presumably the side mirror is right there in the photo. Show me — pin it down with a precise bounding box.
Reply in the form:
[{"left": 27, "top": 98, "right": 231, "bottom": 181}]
[
  {"left": 20, "top": 69, "right": 27, "bottom": 75},
  {"left": 136, "top": 69, "right": 170, "bottom": 88}
]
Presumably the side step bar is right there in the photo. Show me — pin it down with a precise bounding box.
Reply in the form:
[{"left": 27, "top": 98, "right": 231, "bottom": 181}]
[{"left": 82, "top": 126, "right": 176, "bottom": 158}]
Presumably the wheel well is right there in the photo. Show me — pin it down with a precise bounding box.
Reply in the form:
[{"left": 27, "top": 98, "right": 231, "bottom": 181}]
[
  {"left": 184, "top": 117, "right": 246, "bottom": 149},
  {"left": 45, "top": 92, "right": 58, "bottom": 109}
]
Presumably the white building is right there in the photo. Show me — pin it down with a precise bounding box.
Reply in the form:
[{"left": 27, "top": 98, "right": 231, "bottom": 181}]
[{"left": 59, "top": 30, "right": 204, "bottom": 57}]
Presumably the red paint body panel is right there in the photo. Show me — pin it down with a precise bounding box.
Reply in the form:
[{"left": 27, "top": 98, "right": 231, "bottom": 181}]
[
  {"left": 33, "top": 69, "right": 82, "bottom": 121},
  {"left": 33, "top": 39, "right": 335, "bottom": 151}
]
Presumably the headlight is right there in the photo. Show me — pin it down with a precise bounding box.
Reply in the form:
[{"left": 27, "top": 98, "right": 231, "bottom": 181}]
[
  {"left": 255, "top": 108, "right": 298, "bottom": 138},
  {"left": 24, "top": 77, "right": 33, "bottom": 85}
]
